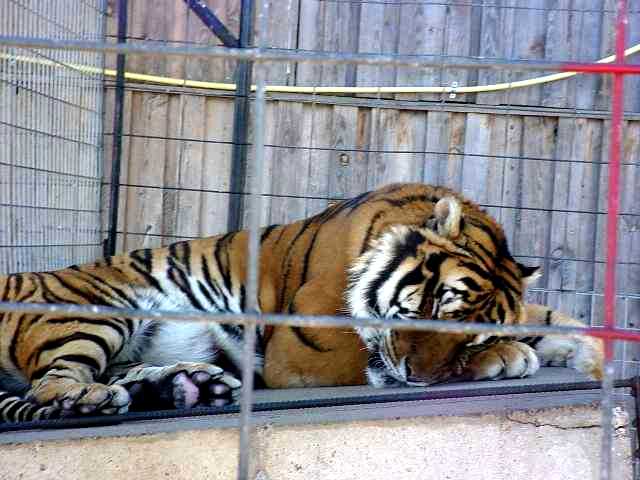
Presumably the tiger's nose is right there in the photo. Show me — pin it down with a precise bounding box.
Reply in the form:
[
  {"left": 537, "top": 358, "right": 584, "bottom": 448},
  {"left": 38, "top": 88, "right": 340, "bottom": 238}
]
[
  {"left": 405, "top": 361, "right": 451, "bottom": 385},
  {"left": 405, "top": 361, "right": 414, "bottom": 380},
  {"left": 405, "top": 361, "right": 427, "bottom": 384}
]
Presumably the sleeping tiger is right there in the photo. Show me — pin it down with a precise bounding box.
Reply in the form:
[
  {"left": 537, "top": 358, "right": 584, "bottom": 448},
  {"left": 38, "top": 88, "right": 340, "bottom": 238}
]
[
  {"left": 264, "top": 224, "right": 603, "bottom": 388},
  {"left": 0, "top": 183, "right": 602, "bottom": 422}
]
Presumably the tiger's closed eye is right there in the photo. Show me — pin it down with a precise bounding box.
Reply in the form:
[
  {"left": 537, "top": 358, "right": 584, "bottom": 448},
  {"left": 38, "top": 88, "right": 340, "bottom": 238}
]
[{"left": 440, "top": 290, "right": 460, "bottom": 304}]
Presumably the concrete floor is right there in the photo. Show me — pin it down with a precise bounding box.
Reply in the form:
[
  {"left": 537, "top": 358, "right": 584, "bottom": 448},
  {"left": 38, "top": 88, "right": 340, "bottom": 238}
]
[{"left": 0, "top": 405, "right": 633, "bottom": 480}]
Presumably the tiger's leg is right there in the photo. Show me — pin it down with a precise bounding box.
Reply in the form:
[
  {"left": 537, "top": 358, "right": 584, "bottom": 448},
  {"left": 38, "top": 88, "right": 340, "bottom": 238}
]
[
  {"left": 0, "top": 391, "right": 62, "bottom": 422},
  {"left": 264, "top": 278, "right": 368, "bottom": 388},
  {"left": 27, "top": 368, "right": 131, "bottom": 416},
  {"left": 22, "top": 317, "right": 131, "bottom": 416},
  {"left": 453, "top": 304, "right": 604, "bottom": 382},
  {"left": 455, "top": 340, "right": 541, "bottom": 382},
  {"left": 518, "top": 303, "right": 604, "bottom": 380},
  {"left": 107, "top": 362, "right": 241, "bottom": 410}
]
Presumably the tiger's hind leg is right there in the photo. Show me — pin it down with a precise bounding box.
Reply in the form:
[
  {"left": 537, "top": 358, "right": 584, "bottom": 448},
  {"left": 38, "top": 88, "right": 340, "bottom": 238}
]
[
  {"left": 19, "top": 316, "right": 133, "bottom": 417},
  {"left": 3, "top": 373, "right": 129, "bottom": 422},
  {"left": 264, "top": 277, "right": 368, "bottom": 388},
  {"left": 107, "top": 362, "right": 241, "bottom": 411},
  {"left": 27, "top": 375, "right": 131, "bottom": 416},
  {"left": 0, "top": 391, "right": 62, "bottom": 423}
]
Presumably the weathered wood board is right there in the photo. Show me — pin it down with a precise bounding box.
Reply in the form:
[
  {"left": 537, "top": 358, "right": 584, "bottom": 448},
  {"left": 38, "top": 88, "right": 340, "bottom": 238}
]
[{"left": 109, "top": 1, "right": 640, "bottom": 110}]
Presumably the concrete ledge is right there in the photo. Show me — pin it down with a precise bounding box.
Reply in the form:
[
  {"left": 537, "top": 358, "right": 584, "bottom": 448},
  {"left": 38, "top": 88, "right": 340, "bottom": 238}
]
[
  {"left": 0, "top": 405, "right": 633, "bottom": 480},
  {"left": 0, "top": 368, "right": 614, "bottom": 444}
]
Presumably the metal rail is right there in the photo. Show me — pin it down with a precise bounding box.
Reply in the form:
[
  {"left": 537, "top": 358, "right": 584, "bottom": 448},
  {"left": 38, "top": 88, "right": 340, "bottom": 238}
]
[
  {"left": 599, "top": 2, "right": 629, "bottom": 477},
  {"left": 0, "top": 300, "right": 638, "bottom": 342},
  {"left": 104, "top": 0, "right": 127, "bottom": 257},
  {"left": 236, "top": 0, "right": 266, "bottom": 474},
  {"left": 227, "top": 0, "right": 255, "bottom": 232},
  {"left": 4, "top": 36, "right": 640, "bottom": 72}
]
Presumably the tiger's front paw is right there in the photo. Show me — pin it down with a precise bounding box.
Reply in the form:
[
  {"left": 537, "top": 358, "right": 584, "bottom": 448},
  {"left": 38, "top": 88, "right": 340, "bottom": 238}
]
[
  {"left": 28, "top": 380, "right": 131, "bottom": 416},
  {"left": 534, "top": 334, "right": 603, "bottom": 380},
  {"left": 112, "top": 362, "right": 242, "bottom": 410},
  {"left": 463, "top": 341, "right": 540, "bottom": 381}
]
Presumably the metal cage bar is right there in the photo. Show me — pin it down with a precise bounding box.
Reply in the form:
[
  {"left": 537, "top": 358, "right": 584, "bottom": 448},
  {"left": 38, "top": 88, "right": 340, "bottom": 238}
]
[
  {"left": 3, "top": 35, "right": 640, "bottom": 72},
  {"left": 236, "top": 0, "right": 269, "bottom": 475},
  {"left": 599, "top": 1, "right": 628, "bottom": 477},
  {"left": 0, "top": 301, "right": 638, "bottom": 343},
  {"left": 104, "top": 0, "right": 127, "bottom": 257},
  {"left": 227, "top": 0, "right": 256, "bottom": 232}
]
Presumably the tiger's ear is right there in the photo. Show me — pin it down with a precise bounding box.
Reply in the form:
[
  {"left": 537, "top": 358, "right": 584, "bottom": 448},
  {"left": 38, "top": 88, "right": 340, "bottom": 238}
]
[
  {"left": 433, "top": 196, "right": 462, "bottom": 239},
  {"left": 518, "top": 262, "right": 542, "bottom": 286}
]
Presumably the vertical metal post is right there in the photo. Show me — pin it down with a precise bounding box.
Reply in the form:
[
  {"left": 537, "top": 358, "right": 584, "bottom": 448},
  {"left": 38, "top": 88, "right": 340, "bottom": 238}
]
[
  {"left": 236, "top": 1, "right": 268, "bottom": 476},
  {"left": 600, "top": 1, "right": 627, "bottom": 479},
  {"left": 105, "top": 0, "right": 128, "bottom": 257},
  {"left": 227, "top": 0, "right": 255, "bottom": 232}
]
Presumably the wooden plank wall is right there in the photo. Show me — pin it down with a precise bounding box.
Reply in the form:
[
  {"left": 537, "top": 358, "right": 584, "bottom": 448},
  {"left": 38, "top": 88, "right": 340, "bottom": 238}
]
[
  {"left": 102, "top": 88, "right": 235, "bottom": 251},
  {"left": 111, "top": 0, "right": 640, "bottom": 110},
  {"left": 104, "top": 91, "right": 640, "bottom": 316},
  {"left": 102, "top": 1, "right": 640, "bottom": 373}
]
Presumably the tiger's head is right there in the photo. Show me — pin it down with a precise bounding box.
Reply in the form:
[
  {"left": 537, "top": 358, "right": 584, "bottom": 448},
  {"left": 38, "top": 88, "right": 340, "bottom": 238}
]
[{"left": 347, "top": 195, "right": 541, "bottom": 387}]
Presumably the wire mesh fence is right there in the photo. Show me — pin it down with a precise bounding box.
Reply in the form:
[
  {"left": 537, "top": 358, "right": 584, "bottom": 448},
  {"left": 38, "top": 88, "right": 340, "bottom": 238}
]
[
  {"left": 0, "top": 0, "right": 106, "bottom": 273},
  {"left": 1, "top": 0, "right": 640, "bottom": 479}
]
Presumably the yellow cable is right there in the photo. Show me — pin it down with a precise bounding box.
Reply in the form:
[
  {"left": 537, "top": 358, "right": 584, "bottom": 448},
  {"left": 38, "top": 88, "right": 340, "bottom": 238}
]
[{"left": 2, "top": 43, "right": 640, "bottom": 95}]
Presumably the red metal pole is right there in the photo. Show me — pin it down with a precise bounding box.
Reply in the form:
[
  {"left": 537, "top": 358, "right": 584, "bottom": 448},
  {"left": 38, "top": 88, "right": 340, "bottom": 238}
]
[
  {"left": 585, "top": 327, "right": 640, "bottom": 343},
  {"left": 562, "top": 63, "right": 640, "bottom": 74},
  {"left": 603, "top": 0, "right": 628, "bottom": 360},
  {"left": 600, "top": 4, "right": 627, "bottom": 477}
]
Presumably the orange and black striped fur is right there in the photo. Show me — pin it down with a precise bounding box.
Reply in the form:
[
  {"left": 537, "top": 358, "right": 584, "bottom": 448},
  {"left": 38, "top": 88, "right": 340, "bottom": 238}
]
[
  {"left": 263, "top": 195, "right": 603, "bottom": 388},
  {"left": 0, "top": 183, "right": 602, "bottom": 422}
]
